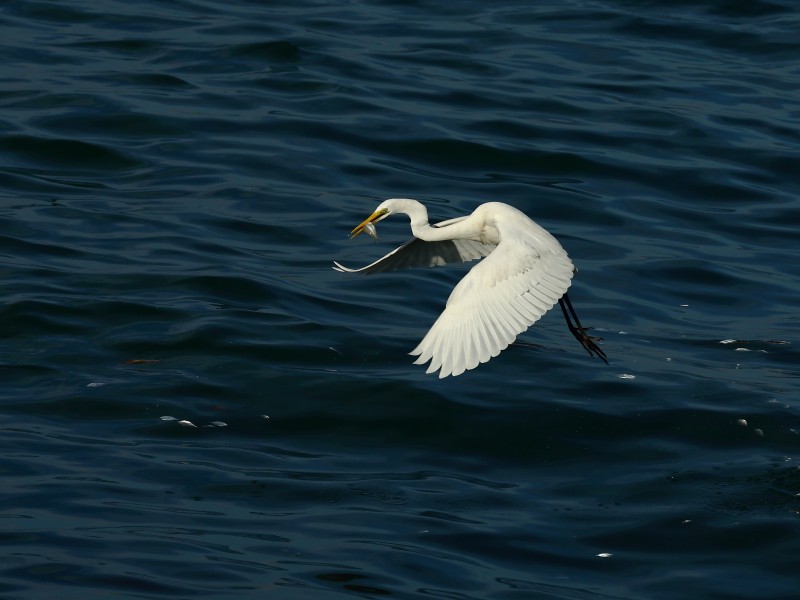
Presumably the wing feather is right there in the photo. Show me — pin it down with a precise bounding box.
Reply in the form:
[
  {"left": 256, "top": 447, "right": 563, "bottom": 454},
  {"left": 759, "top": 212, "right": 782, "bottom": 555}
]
[
  {"left": 514, "top": 295, "right": 538, "bottom": 321},
  {"left": 466, "top": 303, "right": 483, "bottom": 370},
  {"left": 410, "top": 242, "right": 575, "bottom": 378}
]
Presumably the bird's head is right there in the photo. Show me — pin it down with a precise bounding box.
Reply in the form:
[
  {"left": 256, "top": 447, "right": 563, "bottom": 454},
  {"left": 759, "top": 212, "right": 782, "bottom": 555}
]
[{"left": 349, "top": 200, "right": 393, "bottom": 239}]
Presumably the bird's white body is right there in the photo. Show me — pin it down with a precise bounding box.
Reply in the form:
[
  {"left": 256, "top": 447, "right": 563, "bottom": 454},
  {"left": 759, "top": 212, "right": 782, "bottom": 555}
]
[{"left": 334, "top": 199, "right": 583, "bottom": 378}]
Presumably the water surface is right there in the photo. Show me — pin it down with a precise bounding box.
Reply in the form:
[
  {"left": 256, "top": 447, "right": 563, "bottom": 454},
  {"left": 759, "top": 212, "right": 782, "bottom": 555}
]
[{"left": 1, "top": 1, "right": 799, "bottom": 598}]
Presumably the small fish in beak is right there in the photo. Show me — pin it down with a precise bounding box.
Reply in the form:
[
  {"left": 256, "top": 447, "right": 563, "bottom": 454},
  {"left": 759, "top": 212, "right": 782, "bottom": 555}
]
[{"left": 364, "top": 221, "right": 378, "bottom": 240}]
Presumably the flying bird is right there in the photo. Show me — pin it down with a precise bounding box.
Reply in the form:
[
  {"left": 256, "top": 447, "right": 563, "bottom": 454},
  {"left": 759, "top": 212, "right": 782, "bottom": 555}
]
[{"left": 334, "top": 198, "right": 607, "bottom": 377}]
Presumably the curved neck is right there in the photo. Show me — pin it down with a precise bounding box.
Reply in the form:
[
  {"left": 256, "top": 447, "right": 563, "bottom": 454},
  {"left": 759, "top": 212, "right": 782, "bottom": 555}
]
[
  {"left": 386, "top": 199, "right": 432, "bottom": 238},
  {"left": 387, "top": 198, "right": 482, "bottom": 242}
]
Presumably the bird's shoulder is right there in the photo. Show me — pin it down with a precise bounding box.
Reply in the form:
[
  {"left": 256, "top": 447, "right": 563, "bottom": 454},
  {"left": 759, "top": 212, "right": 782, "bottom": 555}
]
[{"left": 477, "top": 203, "right": 565, "bottom": 255}]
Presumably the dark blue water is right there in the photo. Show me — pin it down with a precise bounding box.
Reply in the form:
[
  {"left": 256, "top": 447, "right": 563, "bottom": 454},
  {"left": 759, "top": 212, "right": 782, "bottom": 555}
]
[{"left": 2, "top": 1, "right": 799, "bottom": 598}]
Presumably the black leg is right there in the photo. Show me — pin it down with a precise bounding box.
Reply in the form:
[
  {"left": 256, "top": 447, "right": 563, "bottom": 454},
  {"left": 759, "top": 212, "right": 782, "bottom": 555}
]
[{"left": 558, "top": 293, "right": 608, "bottom": 364}]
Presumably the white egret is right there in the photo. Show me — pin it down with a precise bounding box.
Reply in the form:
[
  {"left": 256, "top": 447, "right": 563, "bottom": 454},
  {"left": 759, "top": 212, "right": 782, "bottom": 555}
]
[{"left": 334, "top": 199, "right": 607, "bottom": 378}]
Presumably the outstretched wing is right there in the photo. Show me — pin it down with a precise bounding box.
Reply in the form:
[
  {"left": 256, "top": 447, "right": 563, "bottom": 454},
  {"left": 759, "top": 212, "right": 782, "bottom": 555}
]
[
  {"left": 409, "top": 240, "right": 575, "bottom": 378},
  {"left": 333, "top": 217, "right": 496, "bottom": 274}
]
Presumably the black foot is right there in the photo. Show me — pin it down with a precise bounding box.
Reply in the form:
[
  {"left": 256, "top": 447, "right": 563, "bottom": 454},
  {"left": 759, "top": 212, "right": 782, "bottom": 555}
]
[{"left": 559, "top": 294, "right": 608, "bottom": 364}]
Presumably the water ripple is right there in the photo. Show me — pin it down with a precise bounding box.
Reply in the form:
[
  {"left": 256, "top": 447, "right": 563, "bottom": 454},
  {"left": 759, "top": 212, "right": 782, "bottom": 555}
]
[{"left": 1, "top": 0, "right": 799, "bottom": 598}]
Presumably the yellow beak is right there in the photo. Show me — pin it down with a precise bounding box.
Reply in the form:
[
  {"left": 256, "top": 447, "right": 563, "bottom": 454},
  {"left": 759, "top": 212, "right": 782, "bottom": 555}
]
[{"left": 349, "top": 208, "right": 387, "bottom": 239}]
